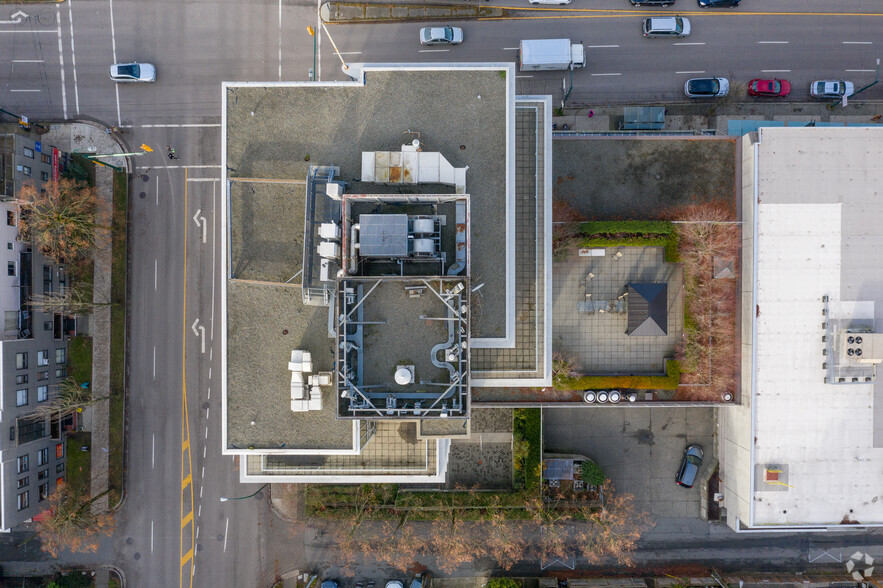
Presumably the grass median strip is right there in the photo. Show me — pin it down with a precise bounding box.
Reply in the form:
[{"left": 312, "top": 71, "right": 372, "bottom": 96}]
[{"left": 108, "top": 170, "right": 128, "bottom": 505}]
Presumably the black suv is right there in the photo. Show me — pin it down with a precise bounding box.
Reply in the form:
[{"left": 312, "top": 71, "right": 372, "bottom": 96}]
[
  {"left": 698, "top": 0, "right": 740, "bottom": 6},
  {"left": 632, "top": 0, "right": 675, "bottom": 5}
]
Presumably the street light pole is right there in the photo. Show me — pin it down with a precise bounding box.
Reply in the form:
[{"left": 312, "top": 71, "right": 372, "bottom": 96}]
[
  {"left": 853, "top": 57, "right": 881, "bottom": 97},
  {"left": 219, "top": 483, "right": 269, "bottom": 502},
  {"left": 308, "top": 26, "right": 316, "bottom": 81}
]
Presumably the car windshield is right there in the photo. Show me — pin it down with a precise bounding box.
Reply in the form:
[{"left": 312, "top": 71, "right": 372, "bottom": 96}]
[
  {"left": 691, "top": 79, "right": 719, "bottom": 94},
  {"left": 769, "top": 80, "right": 781, "bottom": 93},
  {"left": 117, "top": 64, "right": 140, "bottom": 78},
  {"left": 686, "top": 454, "right": 701, "bottom": 465},
  {"left": 442, "top": 28, "right": 453, "bottom": 41},
  {"left": 674, "top": 17, "right": 683, "bottom": 32}
]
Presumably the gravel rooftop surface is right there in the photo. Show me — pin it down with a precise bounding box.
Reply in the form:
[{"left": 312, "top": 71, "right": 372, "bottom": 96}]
[
  {"left": 229, "top": 181, "right": 304, "bottom": 282},
  {"left": 553, "top": 138, "right": 737, "bottom": 219},
  {"left": 226, "top": 280, "right": 353, "bottom": 450},
  {"left": 225, "top": 68, "right": 508, "bottom": 338}
]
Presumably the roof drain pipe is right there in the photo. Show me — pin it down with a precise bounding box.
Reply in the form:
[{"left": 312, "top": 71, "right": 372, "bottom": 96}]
[
  {"left": 349, "top": 223, "right": 360, "bottom": 274},
  {"left": 430, "top": 305, "right": 457, "bottom": 380}
]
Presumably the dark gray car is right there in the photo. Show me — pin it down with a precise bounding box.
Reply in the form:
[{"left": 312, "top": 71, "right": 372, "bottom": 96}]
[{"left": 676, "top": 444, "right": 703, "bottom": 487}]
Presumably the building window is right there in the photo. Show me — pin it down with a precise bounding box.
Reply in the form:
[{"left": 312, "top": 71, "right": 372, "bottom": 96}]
[
  {"left": 37, "top": 448, "right": 48, "bottom": 466},
  {"left": 17, "top": 455, "right": 29, "bottom": 473},
  {"left": 37, "top": 385, "right": 48, "bottom": 402},
  {"left": 55, "top": 348, "right": 66, "bottom": 364},
  {"left": 37, "top": 468, "right": 48, "bottom": 481},
  {"left": 17, "top": 416, "right": 46, "bottom": 444},
  {"left": 41, "top": 153, "right": 50, "bottom": 164},
  {"left": 37, "top": 350, "right": 49, "bottom": 366},
  {"left": 5, "top": 310, "right": 18, "bottom": 330},
  {"left": 56, "top": 462, "right": 65, "bottom": 473},
  {"left": 6, "top": 241, "right": 12, "bottom": 250},
  {"left": 39, "top": 483, "right": 49, "bottom": 502},
  {"left": 7, "top": 210, "right": 15, "bottom": 226},
  {"left": 17, "top": 476, "right": 28, "bottom": 489},
  {"left": 7, "top": 261, "right": 16, "bottom": 276},
  {"left": 37, "top": 371, "right": 49, "bottom": 381},
  {"left": 16, "top": 388, "right": 28, "bottom": 406},
  {"left": 16, "top": 352, "right": 27, "bottom": 369},
  {"left": 21, "top": 166, "right": 31, "bottom": 176},
  {"left": 23, "top": 147, "right": 34, "bottom": 158},
  {"left": 16, "top": 374, "right": 28, "bottom": 384},
  {"left": 17, "top": 491, "right": 29, "bottom": 510},
  {"left": 55, "top": 367, "right": 65, "bottom": 378},
  {"left": 40, "top": 171, "right": 49, "bottom": 181},
  {"left": 44, "top": 320, "right": 52, "bottom": 331}
]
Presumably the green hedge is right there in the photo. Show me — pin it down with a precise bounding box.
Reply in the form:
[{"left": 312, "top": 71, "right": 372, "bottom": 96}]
[
  {"left": 558, "top": 359, "right": 681, "bottom": 391},
  {"left": 579, "top": 220, "right": 680, "bottom": 262},
  {"left": 581, "top": 460, "right": 606, "bottom": 486},
  {"left": 514, "top": 408, "right": 541, "bottom": 491},
  {"left": 581, "top": 220, "right": 673, "bottom": 236}
]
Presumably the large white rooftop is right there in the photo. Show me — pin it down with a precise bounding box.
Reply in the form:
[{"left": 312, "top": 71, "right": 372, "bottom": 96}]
[{"left": 752, "top": 126, "right": 883, "bottom": 526}]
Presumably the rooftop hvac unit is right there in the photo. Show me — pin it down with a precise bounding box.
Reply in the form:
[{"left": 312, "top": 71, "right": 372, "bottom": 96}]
[
  {"left": 609, "top": 391, "right": 621, "bottom": 403},
  {"left": 318, "top": 241, "right": 340, "bottom": 260},
  {"left": 597, "top": 391, "right": 609, "bottom": 403},
  {"left": 411, "top": 238, "right": 436, "bottom": 257},
  {"left": 326, "top": 183, "right": 342, "bottom": 199},
  {"left": 318, "top": 222, "right": 341, "bottom": 241},
  {"left": 583, "top": 391, "right": 596, "bottom": 403},
  {"left": 411, "top": 217, "right": 435, "bottom": 236}
]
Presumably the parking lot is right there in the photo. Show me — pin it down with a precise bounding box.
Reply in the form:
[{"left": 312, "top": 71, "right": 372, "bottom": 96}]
[{"left": 543, "top": 406, "right": 715, "bottom": 519}]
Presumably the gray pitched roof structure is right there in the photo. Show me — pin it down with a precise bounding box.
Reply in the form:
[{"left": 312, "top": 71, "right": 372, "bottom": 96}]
[{"left": 626, "top": 283, "right": 668, "bottom": 337}]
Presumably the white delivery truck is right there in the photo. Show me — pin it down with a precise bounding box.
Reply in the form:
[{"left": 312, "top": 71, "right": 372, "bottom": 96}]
[{"left": 519, "top": 39, "right": 586, "bottom": 71}]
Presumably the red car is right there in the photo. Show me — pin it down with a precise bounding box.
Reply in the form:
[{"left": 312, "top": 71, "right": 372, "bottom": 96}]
[{"left": 748, "top": 78, "right": 791, "bottom": 97}]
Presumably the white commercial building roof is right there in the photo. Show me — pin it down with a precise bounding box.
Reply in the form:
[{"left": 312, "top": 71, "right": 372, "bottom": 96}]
[{"left": 750, "top": 127, "right": 883, "bottom": 526}]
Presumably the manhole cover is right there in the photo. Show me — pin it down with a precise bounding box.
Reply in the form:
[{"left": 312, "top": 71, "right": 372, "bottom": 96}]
[
  {"left": 133, "top": 552, "right": 141, "bottom": 560},
  {"left": 141, "top": 174, "right": 150, "bottom": 182},
  {"left": 202, "top": 402, "right": 210, "bottom": 409},
  {"left": 139, "top": 192, "right": 146, "bottom": 199},
  {"left": 196, "top": 543, "right": 203, "bottom": 551},
  {"left": 217, "top": 533, "right": 224, "bottom": 541},
  {"left": 126, "top": 537, "right": 134, "bottom": 545}
]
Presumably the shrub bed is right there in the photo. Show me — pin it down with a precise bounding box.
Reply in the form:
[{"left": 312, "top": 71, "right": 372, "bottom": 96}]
[{"left": 557, "top": 359, "right": 681, "bottom": 391}]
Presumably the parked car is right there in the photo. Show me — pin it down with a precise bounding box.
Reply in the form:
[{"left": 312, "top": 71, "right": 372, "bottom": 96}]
[
  {"left": 419, "top": 26, "right": 463, "bottom": 45},
  {"left": 529, "top": 0, "right": 572, "bottom": 4},
  {"left": 321, "top": 581, "right": 339, "bottom": 588},
  {"left": 684, "top": 77, "right": 729, "bottom": 98},
  {"left": 676, "top": 444, "right": 704, "bottom": 488},
  {"left": 810, "top": 79, "right": 855, "bottom": 99},
  {"left": 643, "top": 16, "right": 691, "bottom": 38},
  {"left": 632, "top": 0, "right": 675, "bottom": 5},
  {"left": 748, "top": 78, "right": 791, "bottom": 97},
  {"left": 698, "top": 0, "right": 740, "bottom": 6},
  {"left": 109, "top": 62, "right": 156, "bottom": 83}
]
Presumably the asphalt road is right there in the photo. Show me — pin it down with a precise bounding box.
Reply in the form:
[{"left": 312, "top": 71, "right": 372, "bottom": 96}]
[{"left": 0, "top": 0, "right": 881, "bottom": 586}]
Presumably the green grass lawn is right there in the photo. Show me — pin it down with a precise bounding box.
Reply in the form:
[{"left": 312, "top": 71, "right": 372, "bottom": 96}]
[
  {"left": 108, "top": 170, "right": 128, "bottom": 506},
  {"left": 67, "top": 337, "right": 93, "bottom": 385},
  {"left": 65, "top": 432, "right": 92, "bottom": 499}
]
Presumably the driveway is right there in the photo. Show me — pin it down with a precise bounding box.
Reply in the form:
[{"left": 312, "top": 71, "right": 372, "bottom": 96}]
[{"left": 543, "top": 407, "right": 714, "bottom": 519}]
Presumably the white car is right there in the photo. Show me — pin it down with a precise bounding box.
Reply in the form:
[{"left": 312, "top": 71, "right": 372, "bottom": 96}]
[
  {"left": 810, "top": 80, "right": 855, "bottom": 99},
  {"left": 419, "top": 26, "right": 463, "bottom": 45},
  {"left": 529, "top": 0, "right": 572, "bottom": 4},
  {"left": 684, "top": 77, "right": 729, "bottom": 98},
  {"left": 109, "top": 62, "right": 157, "bottom": 83}
]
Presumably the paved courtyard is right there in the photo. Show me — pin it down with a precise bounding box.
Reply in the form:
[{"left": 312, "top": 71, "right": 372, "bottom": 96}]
[
  {"left": 552, "top": 246, "right": 683, "bottom": 374},
  {"left": 543, "top": 406, "right": 714, "bottom": 519}
]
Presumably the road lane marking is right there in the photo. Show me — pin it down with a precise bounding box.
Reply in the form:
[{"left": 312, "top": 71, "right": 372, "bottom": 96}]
[
  {"left": 591, "top": 73, "right": 620, "bottom": 76},
  {"left": 0, "top": 30, "right": 56, "bottom": 34},
  {"left": 588, "top": 44, "right": 619, "bottom": 48},
  {"left": 181, "top": 169, "right": 195, "bottom": 588},
  {"left": 55, "top": 5, "right": 67, "bottom": 119},
  {"left": 677, "top": 71, "right": 705, "bottom": 74},
  {"left": 153, "top": 345, "right": 156, "bottom": 378},
  {"left": 154, "top": 260, "right": 157, "bottom": 291},
  {"left": 67, "top": 0, "right": 79, "bottom": 114},
  {"left": 761, "top": 69, "right": 791, "bottom": 72},
  {"left": 277, "top": 0, "right": 282, "bottom": 80},
  {"left": 152, "top": 434, "right": 155, "bottom": 468},
  {"left": 11, "top": 59, "right": 44, "bottom": 62},
  {"left": 151, "top": 520, "right": 154, "bottom": 552},
  {"left": 208, "top": 367, "right": 212, "bottom": 379},
  {"left": 674, "top": 42, "right": 705, "bottom": 45},
  {"left": 758, "top": 41, "right": 788, "bottom": 44},
  {"left": 846, "top": 69, "right": 875, "bottom": 72},
  {"left": 156, "top": 182, "right": 159, "bottom": 206},
  {"left": 9, "top": 89, "right": 40, "bottom": 92},
  {"left": 108, "top": 0, "right": 121, "bottom": 125},
  {"left": 515, "top": 75, "right": 533, "bottom": 78},
  {"left": 182, "top": 511, "right": 193, "bottom": 528},
  {"left": 843, "top": 41, "right": 872, "bottom": 44},
  {"left": 207, "top": 387, "right": 210, "bottom": 400},
  {"left": 210, "top": 180, "right": 217, "bottom": 342},
  {"left": 198, "top": 504, "right": 201, "bottom": 517},
  {"left": 223, "top": 518, "right": 229, "bottom": 553},
  {"left": 205, "top": 426, "right": 208, "bottom": 438},
  {"left": 503, "top": 47, "right": 518, "bottom": 50},
  {"left": 203, "top": 445, "right": 206, "bottom": 459},
  {"left": 186, "top": 178, "right": 218, "bottom": 182},
  {"left": 196, "top": 526, "right": 199, "bottom": 541},
  {"left": 418, "top": 49, "right": 450, "bottom": 52},
  {"left": 200, "top": 486, "right": 203, "bottom": 498},
  {"left": 338, "top": 51, "right": 362, "bottom": 55}
]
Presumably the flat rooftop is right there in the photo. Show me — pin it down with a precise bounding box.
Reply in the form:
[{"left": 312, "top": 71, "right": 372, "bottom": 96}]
[
  {"left": 225, "top": 280, "right": 354, "bottom": 450},
  {"left": 224, "top": 68, "right": 509, "bottom": 339},
  {"left": 751, "top": 126, "right": 883, "bottom": 526}
]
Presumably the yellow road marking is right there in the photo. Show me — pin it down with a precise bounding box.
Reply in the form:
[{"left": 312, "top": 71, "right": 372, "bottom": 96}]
[
  {"left": 182, "top": 438, "right": 190, "bottom": 452},
  {"left": 182, "top": 511, "right": 194, "bottom": 529},
  {"left": 181, "top": 549, "right": 193, "bottom": 565},
  {"left": 180, "top": 167, "right": 195, "bottom": 588},
  {"left": 181, "top": 474, "right": 192, "bottom": 491}
]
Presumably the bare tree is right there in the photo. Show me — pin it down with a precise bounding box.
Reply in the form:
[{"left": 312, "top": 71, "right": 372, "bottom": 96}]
[
  {"left": 15, "top": 178, "right": 102, "bottom": 264},
  {"left": 30, "top": 378, "right": 106, "bottom": 419},
  {"left": 35, "top": 483, "right": 114, "bottom": 557},
  {"left": 29, "top": 286, "right": 111, "bottom": 315},
  {"left": 574, "top": 481, "right": 653, "bottom": 566}
]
